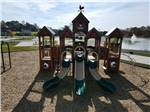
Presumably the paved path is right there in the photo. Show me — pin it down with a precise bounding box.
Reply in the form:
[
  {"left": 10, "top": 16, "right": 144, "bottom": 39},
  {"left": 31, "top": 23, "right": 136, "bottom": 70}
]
[
  {"left": 16, "top": 41, "right": 34, "bottom": 46},
  {"left": 121, "top": 53, "right": 150, "bottom": 65}
]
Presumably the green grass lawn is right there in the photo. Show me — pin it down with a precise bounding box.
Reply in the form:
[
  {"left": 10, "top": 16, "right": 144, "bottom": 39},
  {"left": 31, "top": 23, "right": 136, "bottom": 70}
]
[
  {"left": 1, "top": 41, "right": 38, "bottom": 52},
  {"left": 1, "top": 45, "right": 38, "bottom": 52},
  {"left": 1, "top": 36, "right": 38, "bottom": 52},
  {"left": 121, "top": 59, "right": 150, "bottom": 69},
  {"left": 14, "top": 36, "right": 35, "bottom": 41},
  {"left": 122, "top": 49, "right": 150, "bottom": 57}
]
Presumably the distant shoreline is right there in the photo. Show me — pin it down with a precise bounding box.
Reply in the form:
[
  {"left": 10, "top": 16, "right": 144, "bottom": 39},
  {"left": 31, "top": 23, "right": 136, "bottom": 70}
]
[
  {"left": 123, "top": 36, "right": 150, "bottom": 38},
  {"left": 122, "top": 49, "right": 150, "bottom": 57}
]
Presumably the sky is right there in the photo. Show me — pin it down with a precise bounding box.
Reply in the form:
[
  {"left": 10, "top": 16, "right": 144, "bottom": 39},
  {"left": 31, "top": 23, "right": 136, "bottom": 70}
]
[{"left": 1, "top": 0, "right": 150, "bottom": 31}]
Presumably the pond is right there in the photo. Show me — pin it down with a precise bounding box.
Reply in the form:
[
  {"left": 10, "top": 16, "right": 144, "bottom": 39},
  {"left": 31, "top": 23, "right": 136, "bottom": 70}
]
[
  {"left": 56, "top": 36, "right": 150, "bottom": 51},
  {"left": 1, "top": 36, "right": 150, "bottom": 51},
  {"left": 122, "top": 37, "right": 150, "bottom": 51}
]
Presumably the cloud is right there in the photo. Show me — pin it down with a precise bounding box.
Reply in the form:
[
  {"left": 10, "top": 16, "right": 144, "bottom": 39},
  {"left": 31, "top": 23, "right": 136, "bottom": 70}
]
[
  {"left": 89, "top": 2, "right": 149, "bottom": 30},
  {"left": 82, "top": 3, "right": 132, "bottom": 18},
  {"left": 37, "top": 4, "right": 55, "bottom": 12},
  {"left": 1, "top": 1, "right": 149, "bottom": 30},
  {"left": 1, "top": 0, "right": 57, "bottom": 13},
  {"left": 50, "top": 0, "right": 149, "bottom": 3},
  {"left": 34, "top": 0, "right": 57, "bottom": 12},
  {"left": 1, "top": 0, "right": 149, "bottom": 3}
]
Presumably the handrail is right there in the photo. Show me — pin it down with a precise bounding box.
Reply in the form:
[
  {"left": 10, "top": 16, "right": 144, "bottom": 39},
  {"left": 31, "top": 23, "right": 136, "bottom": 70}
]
[{"left": 1, "top": 41, "right": 11, "bottom": 73}]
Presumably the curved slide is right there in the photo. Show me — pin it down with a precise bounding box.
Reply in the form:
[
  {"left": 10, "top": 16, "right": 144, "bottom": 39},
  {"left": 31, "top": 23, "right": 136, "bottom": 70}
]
[
  {"left": 88, "top": 60, "right": 117, "bottom": 93},
  {"left": 43, "top": 59, "right": 70, "bottom": 92},
  {"left": 74, "top": 54, "right": 86, "bottom": 96}
]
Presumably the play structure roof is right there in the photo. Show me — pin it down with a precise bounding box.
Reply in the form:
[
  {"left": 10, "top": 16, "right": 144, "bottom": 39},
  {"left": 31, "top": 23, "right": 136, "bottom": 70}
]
[
  {"left": 86, "top": 27, "right": 101, "bottom": 39},
  {"left": 72, "top": 12, "right": 89, "bottom": 23},
  {"left": 105, "top": 27, "right": 123, "bottom": 38},
  {"left": 61, "top": 26, "right": 74, "bottom": 37},
  {"left": 38, "top": 26, "right": 55, "bottom": 36}
]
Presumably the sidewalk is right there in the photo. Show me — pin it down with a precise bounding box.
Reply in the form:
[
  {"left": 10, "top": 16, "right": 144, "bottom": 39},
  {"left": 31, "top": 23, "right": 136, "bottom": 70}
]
[{"left": 121, "top": 53, "right": 150, "bottom": 65}]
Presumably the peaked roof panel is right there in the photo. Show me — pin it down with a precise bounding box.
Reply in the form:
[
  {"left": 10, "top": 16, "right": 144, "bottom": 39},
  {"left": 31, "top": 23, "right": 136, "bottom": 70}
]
[
  {"left": 72, "top": 12, "right": 89, "bottom": 23},
  {"left": 87, "top": 27, "right": 101, "bottom": 38},
  {"left": 61, "top": 26, "right": 73, "bottom": 37},
  {"left": 105, "top": 27, "right": 123, "bottom": 38},
  {"left": 38, "top": 26, "right": 55, "bottom": 36}
]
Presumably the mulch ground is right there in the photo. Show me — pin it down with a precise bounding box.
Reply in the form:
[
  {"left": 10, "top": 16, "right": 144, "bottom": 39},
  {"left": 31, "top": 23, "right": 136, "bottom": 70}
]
[{"left": 1, "top": 51, "right": 150, "bottom": 112}]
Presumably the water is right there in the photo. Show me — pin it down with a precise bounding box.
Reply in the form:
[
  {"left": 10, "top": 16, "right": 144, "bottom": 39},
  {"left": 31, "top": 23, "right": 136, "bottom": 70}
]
[
  {"left": 1, "top": 36, "right": 150, "bottom": 51},
  {"left": 56, "top": 36, "right": 150, "bottom": 51},
  {"left": 122, "top": 37, "right": 150, "bottom": 51},
  {"left": 130, "top": 34, "right": 137, "bottom": 43}
]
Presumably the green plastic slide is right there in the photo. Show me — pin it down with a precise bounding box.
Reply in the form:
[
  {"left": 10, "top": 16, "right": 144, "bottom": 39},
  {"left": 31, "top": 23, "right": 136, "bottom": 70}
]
[
  {"left": 88, "top": 60, "right": 117, "bottom": 93},
  {"left": 75, "top": 79, "right": 86, "bottom": 95},
  {"left": 96, "top": 78, "right": 117, "bottom": 93},
  {"left": 74, "top": 58, "right": 86, "bottom": 96},
  {"left": 43, "top": 76, "right": 62, "bottom": 91},
  {"left": 43, "top": 59, "right": 70, "bottom": 92}
]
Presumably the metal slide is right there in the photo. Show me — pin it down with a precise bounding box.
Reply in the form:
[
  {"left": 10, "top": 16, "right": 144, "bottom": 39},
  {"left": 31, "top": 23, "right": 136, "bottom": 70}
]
[
  {"left": 74, "top": 54, "right": 86, "bottom": 96},
  {"left": 43, "top": 58, "right": 71, "bottom": 92}
]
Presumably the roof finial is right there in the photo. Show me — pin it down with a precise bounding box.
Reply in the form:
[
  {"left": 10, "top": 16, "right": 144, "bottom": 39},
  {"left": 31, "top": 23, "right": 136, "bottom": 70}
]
[{"left": 79, "top": 5, "right": 84, "bottom": 12}]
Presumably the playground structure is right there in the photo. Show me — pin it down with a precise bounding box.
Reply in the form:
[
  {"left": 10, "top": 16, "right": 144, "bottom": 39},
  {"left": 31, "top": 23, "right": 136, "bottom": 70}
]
[
  {"left": 1, "top": 41, "right": 12, "bottom": 73},
  {"left": 38, "top": 27, "right": 60, "bottom": 72},
  {"left": 39, "top": 8, "right": 123, "bottom": 96}
]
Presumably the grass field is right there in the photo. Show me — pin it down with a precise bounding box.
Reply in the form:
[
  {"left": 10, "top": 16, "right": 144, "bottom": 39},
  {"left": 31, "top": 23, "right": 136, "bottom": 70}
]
[
  {"left": 122, "top": 49, "right": 150, "bottom": 57},
  {"left": 1, "top": 45, "right": 38, "bottom": 52},
  {"left": 1, "top": 41, "right": 38, "bottom": 52},
  {"left": 14, "top": 36, "right": 35, "bottom": 41}
]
